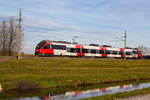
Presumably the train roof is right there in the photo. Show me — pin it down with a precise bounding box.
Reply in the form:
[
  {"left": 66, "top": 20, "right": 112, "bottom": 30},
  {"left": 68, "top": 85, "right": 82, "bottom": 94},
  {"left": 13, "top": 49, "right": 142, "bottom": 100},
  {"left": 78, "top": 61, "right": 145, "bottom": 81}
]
[{"left": 39, "top": 40, "right": 140, "bottom": 50}]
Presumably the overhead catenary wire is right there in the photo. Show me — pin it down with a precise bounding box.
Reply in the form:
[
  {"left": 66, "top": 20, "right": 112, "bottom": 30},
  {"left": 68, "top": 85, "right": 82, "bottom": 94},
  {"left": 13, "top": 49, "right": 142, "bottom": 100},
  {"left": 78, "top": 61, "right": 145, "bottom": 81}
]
[{"left": 22, "top": 16, "right": 137, "bottom": 51}]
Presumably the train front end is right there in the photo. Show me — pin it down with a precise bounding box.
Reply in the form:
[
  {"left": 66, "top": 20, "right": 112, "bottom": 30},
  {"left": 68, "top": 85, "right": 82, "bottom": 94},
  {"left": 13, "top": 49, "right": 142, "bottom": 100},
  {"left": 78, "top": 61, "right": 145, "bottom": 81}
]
[{"left": 35, "top": 40, "right": 50, "bottom": 56}]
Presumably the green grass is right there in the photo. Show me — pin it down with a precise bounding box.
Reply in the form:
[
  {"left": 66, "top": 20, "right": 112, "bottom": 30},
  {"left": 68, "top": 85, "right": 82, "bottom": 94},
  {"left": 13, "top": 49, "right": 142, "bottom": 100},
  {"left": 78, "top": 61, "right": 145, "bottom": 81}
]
[{"left": 0, "top": 58, "right": 150, "bottom": 90}]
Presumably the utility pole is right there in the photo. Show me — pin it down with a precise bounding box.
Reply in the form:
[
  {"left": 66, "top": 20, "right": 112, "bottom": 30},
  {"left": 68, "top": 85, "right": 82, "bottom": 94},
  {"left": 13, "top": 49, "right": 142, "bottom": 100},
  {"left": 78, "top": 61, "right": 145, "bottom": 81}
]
[
  {"left": 17, "top": 8, "right": 22, "bottom": 59},
  {"left": 124, "top": 30, "right": 127, "bottom": 49},
  {"left": 124, "top": 30, "right": 127, "bottom": 59}
]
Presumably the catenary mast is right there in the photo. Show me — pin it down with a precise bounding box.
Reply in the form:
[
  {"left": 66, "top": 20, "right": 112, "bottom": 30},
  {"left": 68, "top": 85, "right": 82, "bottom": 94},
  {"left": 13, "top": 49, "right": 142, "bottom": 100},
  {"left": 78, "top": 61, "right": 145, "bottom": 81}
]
[{"left": 17, "top": 8, "right": 22, "bottom": 59}]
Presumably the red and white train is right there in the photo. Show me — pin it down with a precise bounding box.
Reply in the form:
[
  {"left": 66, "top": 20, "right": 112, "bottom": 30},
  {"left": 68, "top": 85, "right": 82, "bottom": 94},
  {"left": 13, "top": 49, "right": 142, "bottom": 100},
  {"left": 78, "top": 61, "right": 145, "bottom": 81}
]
[{"left": 35, "top": 40, "right": 142, "bottom": 59}]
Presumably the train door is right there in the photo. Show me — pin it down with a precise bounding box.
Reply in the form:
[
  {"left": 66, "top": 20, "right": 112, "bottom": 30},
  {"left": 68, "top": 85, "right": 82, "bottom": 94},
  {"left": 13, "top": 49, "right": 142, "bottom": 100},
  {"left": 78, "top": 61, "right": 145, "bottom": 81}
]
[{"left": 132, "top": 50, "right": 138, "bottom": 58}]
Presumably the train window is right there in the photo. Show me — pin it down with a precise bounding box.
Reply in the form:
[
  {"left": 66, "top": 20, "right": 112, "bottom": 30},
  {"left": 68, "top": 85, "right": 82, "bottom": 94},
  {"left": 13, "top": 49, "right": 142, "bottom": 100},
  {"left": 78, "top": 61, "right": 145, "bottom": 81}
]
[
  {"left": 126, "top": 52, "right": 132, "bottom": 55},
  {"left": 99, "top": 50, "right": 104, "bottom": 54},
  {"left": 105, "top": 50, "right": 111, "bottom": 54},
  {"left": 51, "top": 45, "right": 66, "bottom": 50},
  {"left": 82, "top": 49, "right": 88, "bottom": 53},
  {"left": 132, "top": 51, "right": 138, "bottom": 54},
  {"left": 119, "top": 51, "right": 124, "bottom": 55},
  {"left": 43, "top": 45, "right": 50, "bottom": 49},
  {"left": 132, "top": 51, "right": 141, "bottom": 54},
  {"left": 91, "top": 49, "right": 97, "bottom": 54},
  {"left": 67, "top": 48, "right": 77, "bottom": 53},
  {"left": 77, "top": 48, "right": 80, "bottom": 53},
  {"left": 112, "top": 51, "right": 118, "bottom": 55}
]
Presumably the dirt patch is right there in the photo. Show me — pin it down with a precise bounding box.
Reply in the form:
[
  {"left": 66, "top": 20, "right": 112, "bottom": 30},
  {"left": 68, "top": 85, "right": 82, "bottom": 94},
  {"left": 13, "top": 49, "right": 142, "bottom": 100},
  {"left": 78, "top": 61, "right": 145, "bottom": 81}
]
[{"left": 14, "top": 81, "right": 40, "bottom": 90}]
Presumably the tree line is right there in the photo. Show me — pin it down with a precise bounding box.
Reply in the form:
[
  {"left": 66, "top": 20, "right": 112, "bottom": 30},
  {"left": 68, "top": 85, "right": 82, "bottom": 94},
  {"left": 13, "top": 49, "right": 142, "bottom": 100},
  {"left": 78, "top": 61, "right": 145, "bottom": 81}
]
[{"left": 0, "top": 17, "right": 18, "bottom": 56}]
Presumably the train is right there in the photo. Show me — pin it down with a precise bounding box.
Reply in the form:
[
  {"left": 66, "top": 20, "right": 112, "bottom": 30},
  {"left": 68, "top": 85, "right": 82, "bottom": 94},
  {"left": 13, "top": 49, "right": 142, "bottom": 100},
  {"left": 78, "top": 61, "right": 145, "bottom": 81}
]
[{"left": 35, "top": 40, "right": 142, "bottom": 59}]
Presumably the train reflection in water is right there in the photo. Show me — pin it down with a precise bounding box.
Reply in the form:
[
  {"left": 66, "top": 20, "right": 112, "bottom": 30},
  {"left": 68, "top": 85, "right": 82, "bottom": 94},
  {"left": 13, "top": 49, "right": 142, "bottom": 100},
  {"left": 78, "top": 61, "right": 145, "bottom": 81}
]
[{"left": 40, "top": 82, "right": 150, "bottom": 100}]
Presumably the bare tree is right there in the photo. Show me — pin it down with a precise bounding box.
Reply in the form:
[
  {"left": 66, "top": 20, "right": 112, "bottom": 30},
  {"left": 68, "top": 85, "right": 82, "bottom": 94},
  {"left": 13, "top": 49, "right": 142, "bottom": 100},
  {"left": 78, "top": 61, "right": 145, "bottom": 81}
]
[
  {"left": 0, "top": 18, "right": 18, "bottom": 56},
  {"left": 0, "top": 20, "right": 9, "bottom": 55},
  {"left": 8, "top": 17, "right": 17, "bottom": 56}
]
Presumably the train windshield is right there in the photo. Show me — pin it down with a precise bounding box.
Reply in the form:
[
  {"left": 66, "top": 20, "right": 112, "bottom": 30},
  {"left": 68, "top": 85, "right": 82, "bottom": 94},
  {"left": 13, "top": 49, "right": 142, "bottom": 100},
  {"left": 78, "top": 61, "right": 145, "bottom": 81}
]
[
  {"left": 36, "top": 41, "right": 47, "bottom": 50},
  {"left": 43, "top": 44, "right": 50, "bottom": 49}
]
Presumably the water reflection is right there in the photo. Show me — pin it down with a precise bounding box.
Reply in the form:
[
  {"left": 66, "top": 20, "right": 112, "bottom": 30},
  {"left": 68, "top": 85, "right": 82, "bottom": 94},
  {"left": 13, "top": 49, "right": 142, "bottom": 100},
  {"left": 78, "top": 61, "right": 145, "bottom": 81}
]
[{"left": 2, "top": 82, "right": 150, "bottom": 100}]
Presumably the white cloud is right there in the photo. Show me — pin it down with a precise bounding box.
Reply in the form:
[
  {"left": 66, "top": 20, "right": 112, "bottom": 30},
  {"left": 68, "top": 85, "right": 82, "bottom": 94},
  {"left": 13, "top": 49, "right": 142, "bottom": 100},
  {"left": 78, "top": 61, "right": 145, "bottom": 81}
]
[{"left": 117, "top": 0, "right": 150, "bottom": 4}]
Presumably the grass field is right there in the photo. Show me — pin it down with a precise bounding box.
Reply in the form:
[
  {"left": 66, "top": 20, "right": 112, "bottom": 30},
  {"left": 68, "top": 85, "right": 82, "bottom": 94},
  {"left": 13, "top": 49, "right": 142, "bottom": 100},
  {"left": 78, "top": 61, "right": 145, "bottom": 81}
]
[{"left": 0, "top": 57, "right": 150, "bottom": 91}]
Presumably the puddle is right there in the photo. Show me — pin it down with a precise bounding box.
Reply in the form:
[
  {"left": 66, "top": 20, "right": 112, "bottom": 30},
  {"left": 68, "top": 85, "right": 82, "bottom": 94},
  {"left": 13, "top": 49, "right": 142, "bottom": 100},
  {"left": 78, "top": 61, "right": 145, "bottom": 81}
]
[{"left": 1, "top": 82, "right": 150, "bottom": 100}]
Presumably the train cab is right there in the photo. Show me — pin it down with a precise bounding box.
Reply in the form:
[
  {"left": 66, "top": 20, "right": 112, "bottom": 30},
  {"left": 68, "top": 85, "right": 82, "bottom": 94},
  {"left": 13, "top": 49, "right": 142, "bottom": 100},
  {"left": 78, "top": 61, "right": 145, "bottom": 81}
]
[{"left": 35, "top": 40, "right": 49, "bottom": 56}]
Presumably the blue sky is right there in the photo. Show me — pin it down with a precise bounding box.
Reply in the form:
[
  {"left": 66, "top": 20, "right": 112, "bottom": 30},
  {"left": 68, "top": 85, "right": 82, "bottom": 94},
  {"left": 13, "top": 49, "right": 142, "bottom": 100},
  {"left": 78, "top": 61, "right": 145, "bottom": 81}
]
[{"left": 0, "top": 0, "right": 150, "bottom": 54}]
